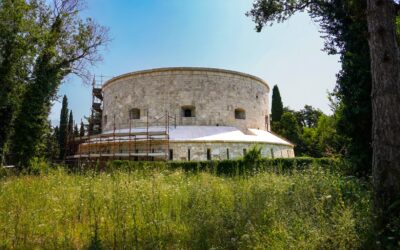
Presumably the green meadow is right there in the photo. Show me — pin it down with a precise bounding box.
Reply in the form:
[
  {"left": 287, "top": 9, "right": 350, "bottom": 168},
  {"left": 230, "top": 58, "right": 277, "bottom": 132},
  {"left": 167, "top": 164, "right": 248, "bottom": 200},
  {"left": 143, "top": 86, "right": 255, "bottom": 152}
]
[{"left": 0, "top": 163, "right": 372, "bottom": 249}]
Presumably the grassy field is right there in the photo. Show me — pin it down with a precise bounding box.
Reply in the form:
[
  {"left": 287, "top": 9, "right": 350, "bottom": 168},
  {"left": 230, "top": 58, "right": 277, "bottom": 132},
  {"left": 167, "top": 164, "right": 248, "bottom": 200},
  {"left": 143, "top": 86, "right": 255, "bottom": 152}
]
[{"left": 0, "top": 165, "right": 372, "bottom": 249}]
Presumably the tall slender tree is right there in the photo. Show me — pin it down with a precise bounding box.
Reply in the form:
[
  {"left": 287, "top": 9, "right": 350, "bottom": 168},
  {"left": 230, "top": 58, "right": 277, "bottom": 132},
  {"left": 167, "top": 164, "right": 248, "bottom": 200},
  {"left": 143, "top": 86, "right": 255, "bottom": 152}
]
[
  {"left": 66, "top": 110, "right": 74, "bottom": 157},
  {"left": 79, "top": 121, "right": 85, "bottom": 137},
  {"left": 58, "top": 95, "right": 68, "bottom": 160},
  {"left": 68, "top": 111, "right": 74, "bottom": 138},
  {"left": 74, "top": 124, "right": 79, "bottom": 137},
  {"left": 271, "top": 85, "right": 283, "bottom": 123}
]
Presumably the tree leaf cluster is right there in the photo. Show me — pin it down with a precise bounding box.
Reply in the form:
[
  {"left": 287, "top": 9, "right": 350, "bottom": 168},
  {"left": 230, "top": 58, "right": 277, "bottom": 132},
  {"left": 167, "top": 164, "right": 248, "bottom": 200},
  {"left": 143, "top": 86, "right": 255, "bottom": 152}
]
[
  {"left": 270, "top": 86, "right": 345, "bottom": 158},
  {"left": 247, "top": 0, "right": 388, "bottom": 175},
  {"left": 273, "top": 104, "right": 346, "bottom": 158},
  {"left": 0, "top": 0, "right": 108, "bottom": 168}
]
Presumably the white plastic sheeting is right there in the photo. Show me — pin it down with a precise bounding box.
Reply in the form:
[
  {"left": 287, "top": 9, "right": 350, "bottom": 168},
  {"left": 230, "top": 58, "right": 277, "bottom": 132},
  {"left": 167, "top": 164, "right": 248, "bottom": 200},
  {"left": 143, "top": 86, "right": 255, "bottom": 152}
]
[{"left": 103, "top": 126, "right": 293, "bottom": 146}]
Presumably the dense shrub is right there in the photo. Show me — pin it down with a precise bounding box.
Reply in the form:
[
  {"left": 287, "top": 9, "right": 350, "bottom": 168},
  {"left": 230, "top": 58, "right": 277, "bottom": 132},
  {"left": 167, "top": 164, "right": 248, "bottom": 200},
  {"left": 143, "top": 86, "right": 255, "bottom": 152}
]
[{"left": 104, "top": 157, "right": 348, "bottom": 176}]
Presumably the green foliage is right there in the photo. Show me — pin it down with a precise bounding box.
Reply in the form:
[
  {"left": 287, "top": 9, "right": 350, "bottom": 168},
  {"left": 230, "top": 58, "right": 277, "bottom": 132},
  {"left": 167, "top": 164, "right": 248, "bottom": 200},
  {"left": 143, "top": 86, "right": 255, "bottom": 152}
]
[
  {"left": 37, "top": 121, "right": 60, "bottom": 162},
  {"left": 74, "top": 124, "right": 79, "bottom": 137},
  {"left": 329, "top": 0, "right": 372, "bottom": 175},
  {"left": 0, "top": 163, "right": 372, "bottom": 248},
  {"left": 79, "top": 121, "right": 85, "bottom": 137},
  {"left": 0, "top": 0, "right": 35, "bottom": 165},
  {"left": 269, "top": 106, "right": 346, "bottom": 158},
  {"left": 295, "top": 105, "right": 323, "bottom": 128},
  {"left": 103, "top": 157, "right": 349, "bottom": 176},
  {"left": 271, "top": 85, "right": 283, "bottom": 124},
  {"left": 247, "top": 0, "right": 373, "bottom": 176},
  {"left": 274, "top": 112, "right": 301, "bottom": 146},
  {"left": 297, "top": 113, "right": 347, "bottom": 157},
  {"left": 8, "top": 1, "right": 108, "bottom": 168},
  {"left": 314, "top": 114, "right": 347, "bottom": 156},
  {"left": 27, "top": 157, "right": 50, "bottom": 175},
  {"left": 59, "top": 95, "right": 69, "bottom": 160},
  {"left": 68, "top": 110, "right": 74, "bottom": 138},
  {"left": 243, "top": 144, "right": 262, "bottom": 163}
]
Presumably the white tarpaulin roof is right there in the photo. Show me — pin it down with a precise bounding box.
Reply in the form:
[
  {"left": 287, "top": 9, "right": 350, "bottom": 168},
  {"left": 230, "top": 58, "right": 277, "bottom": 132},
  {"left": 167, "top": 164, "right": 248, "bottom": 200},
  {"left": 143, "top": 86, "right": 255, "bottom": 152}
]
[{"left": 103, "top": 126, "right": 293, "bottom": 146}]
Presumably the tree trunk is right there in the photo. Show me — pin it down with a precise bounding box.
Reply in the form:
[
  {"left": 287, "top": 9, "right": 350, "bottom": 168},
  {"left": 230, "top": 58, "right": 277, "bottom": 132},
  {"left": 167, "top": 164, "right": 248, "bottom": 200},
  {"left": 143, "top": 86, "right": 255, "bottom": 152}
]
[{"left": 366, "top": 0, "right": 400, "bottom": 244}]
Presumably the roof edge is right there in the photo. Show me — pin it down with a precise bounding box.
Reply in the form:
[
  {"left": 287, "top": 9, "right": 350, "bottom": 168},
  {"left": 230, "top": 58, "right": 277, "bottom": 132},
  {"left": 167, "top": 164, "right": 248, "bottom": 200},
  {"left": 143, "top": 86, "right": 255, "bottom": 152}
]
[
  {"left": 102, "top": 67, "right": 269, "bottom": 90},
  {"left": 169, "top": 140, "right": 293, "bottom": 147}
]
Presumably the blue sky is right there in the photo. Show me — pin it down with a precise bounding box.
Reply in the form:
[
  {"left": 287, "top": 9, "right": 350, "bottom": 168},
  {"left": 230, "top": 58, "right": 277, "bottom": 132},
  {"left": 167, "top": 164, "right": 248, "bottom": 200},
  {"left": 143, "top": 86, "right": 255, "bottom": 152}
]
[{"left": 50, "top": 0, "right": 340, "bottom": 125}]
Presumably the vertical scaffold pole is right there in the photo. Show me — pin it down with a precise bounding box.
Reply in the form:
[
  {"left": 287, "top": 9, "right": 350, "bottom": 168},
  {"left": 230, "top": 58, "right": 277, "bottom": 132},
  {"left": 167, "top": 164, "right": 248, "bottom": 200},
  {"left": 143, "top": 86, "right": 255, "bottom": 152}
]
[
  {"left": 134, "top": 135, "right": 137, "bottom": 161},
  {"left": 166, "top": 111, "right": 169, "bottom": 161},
  {"left": 88, "top": 127, "right": 91, "bottom": 164},
  {"left": 99, "top": 132, "right": 102, "bottom": 160},
  {"left": 146, "top": 109, "right": 149, "bottom": 161},
  {"left": 113, "top": 115, "right": 116, "bottom": 160},
  {"left": 129, "top": 118, "right": 131, "bottom": 161},
  {"left": 79, "top": 119, "right": 82, "bottom": 167}
]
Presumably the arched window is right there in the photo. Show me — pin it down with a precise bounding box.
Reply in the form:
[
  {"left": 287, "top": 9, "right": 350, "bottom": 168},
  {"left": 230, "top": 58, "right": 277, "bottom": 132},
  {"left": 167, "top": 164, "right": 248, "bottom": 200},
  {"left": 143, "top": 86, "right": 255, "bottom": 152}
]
[
  {"left": 181, "top": 105, "right": 195, "bottom": 117},
  {"left": 235, "top": 108, "right": 246, "bottom": 119},
  {"left": 129, "top": 108, "right": 140, "bottom": 119}
]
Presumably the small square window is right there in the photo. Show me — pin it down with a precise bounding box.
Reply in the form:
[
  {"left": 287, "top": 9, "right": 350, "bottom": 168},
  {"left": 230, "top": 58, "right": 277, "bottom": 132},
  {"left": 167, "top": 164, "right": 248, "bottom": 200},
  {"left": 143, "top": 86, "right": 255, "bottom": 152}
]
[
  {"left": 129, "top": 108, "right": 140, "bottom": 119},
  {"left": 235, "top": 108, "right": 246, "bottom": 119},
  {"left": 181, "top": 106, "right": 195, "bottom": 117},
  {"left": 184, "top": 109, "right": 192, "bottom": 117}
]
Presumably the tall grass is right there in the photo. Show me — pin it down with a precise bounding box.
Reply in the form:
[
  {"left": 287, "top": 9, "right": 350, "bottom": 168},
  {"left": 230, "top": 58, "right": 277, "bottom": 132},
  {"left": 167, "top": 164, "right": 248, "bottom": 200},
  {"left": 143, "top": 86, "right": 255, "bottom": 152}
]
[{"left": 0, "top": 166, "right": 372, "bottom": 249}]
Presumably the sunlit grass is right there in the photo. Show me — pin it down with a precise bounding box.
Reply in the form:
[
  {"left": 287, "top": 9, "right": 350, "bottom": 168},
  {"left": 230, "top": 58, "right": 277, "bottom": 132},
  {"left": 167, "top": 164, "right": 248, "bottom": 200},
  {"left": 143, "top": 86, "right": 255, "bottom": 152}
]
[{"left": 0, "top": 166, "right": 372, "bottom": 249}]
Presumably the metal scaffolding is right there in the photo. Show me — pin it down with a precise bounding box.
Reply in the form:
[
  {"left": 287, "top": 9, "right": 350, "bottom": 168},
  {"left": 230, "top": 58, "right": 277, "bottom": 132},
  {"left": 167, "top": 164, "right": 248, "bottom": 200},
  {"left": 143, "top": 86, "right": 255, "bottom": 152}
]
[{"left": 66, "top": 78, "right": 175, "bottom": 164}]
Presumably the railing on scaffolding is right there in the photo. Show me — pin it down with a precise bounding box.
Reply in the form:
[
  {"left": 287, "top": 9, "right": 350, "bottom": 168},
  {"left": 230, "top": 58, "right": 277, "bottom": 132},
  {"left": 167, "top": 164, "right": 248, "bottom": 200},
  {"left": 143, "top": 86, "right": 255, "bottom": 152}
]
[{"left": 67, "top": 111, "right": 176, "bottom": 163}]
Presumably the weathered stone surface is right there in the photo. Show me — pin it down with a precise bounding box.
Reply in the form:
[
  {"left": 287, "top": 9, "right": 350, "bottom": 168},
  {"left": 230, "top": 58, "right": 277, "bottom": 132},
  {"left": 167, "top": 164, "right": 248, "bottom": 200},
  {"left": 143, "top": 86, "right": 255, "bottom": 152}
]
[
  {"left": 102, "top": 67, "right": 270, "bottom": 132},
  {"left": 169, "top": 142, "right": 294, "bottom": 161}
]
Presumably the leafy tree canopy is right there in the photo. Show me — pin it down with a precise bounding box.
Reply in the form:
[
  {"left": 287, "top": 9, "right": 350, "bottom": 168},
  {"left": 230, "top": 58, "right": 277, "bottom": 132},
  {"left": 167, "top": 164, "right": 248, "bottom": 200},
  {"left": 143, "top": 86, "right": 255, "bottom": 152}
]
[{"left": 7, "top": 0, "right": 109, "bottom": 167}]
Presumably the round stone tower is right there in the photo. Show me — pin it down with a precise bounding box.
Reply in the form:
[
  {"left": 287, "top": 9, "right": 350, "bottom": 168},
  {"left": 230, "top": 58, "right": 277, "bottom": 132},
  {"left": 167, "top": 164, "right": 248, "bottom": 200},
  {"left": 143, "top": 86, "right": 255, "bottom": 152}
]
[
  {"left": 75, "top": 67, "right": 294, "bottom": 161},
  {"left": 101, "top": 67, "right": 271, "bottom": 132}
]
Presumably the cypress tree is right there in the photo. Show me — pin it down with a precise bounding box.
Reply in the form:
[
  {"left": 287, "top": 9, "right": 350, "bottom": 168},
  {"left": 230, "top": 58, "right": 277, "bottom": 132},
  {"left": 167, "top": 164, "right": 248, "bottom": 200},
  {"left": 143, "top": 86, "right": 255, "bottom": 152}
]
[
  {"left": 54, "top": 126, "right": 59, "bottom": 145},
  {"left": 66, "top": 111, "right": 73, "bottom": 157},
  {"left": 271, "top": 85, "right": 283, "bottom": 122},
  {"left": 74, "top": 124, "right": 79, "bottom": 137},
  {"left": 68, "top": 111, "right": 73, "bottom": 137},
  {"left": 58, "top": 95, "right": 68, "bottom": 160},
  {"left": 79, "top": 121, "right": 85, "bottom": 137}
]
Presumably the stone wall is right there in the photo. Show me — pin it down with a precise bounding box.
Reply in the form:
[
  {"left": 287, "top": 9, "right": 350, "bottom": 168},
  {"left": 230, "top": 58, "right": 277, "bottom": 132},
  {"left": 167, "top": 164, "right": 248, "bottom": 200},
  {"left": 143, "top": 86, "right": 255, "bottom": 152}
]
[
  {"left": 77, "top": 140, "right": 294, "bottom": 161},
  {"left": 169, "top": 141, "right": 294, "bottom": 161},
  {"left": 102, "top": 68, "right": 270, "bottom": 132}
]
